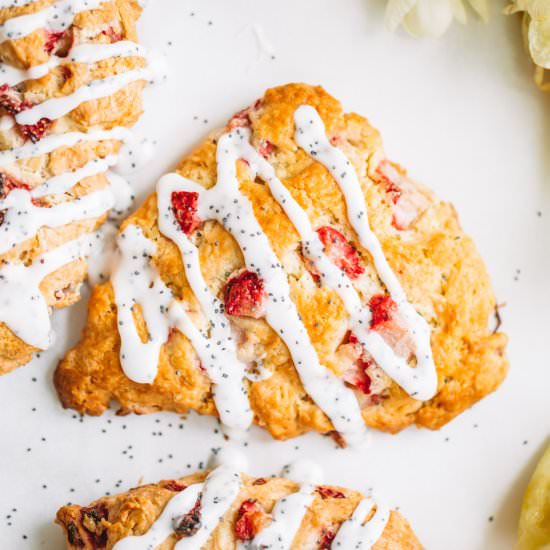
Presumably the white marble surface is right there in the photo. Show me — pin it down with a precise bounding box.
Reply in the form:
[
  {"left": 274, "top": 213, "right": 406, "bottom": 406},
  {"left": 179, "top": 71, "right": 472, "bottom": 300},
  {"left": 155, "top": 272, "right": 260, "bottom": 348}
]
[{"left": 1, "top": 0, "right": 549, "bottom": 548}]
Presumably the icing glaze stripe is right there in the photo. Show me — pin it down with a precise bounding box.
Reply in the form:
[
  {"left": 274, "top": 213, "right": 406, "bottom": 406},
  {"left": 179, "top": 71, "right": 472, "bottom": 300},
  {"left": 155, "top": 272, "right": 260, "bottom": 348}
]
[
  {"left": 0, "top": 185, "right": 113, "bottom": 254},
  {"left": 0, "top": 0, "right": 104, "bottom": 43},
  {"left": 332, "top": 498, "right": 390, "bottom": 548},
  {"left": 112, "top": 225, "right": 253, "bottom": 434},
  {"left": 0, "top": 126, "right": 134, "bottom": 166},
  {"left": 30, "top": 154, "right": 118, "bottom": 198},
  {"left": 0, "top": 41, "right": 147, "bottom": 87},
  {"left": 15, "top": 64, "right": 154, "bottom": 126},
  {"left": 154, "top": 129, "right": 367, "bottom": 445},
  {"left": 0, "top": 234, "right": 91, "bottom": 348},
  {"left": 294, "top": 105, "right": 437, "bottom": 401},
  {"left": 250, "top": 484, "right": 315, "bottom": 549},
  {"left": 112, "top": 465, "right": 242, "bottom": 550}
]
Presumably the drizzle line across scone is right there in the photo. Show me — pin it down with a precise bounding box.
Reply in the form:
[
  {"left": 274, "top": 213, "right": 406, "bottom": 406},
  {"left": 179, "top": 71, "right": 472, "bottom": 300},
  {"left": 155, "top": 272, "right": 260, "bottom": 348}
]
[
  {"left": 0, "top": 0, "right": 163, "bottom": 375},
  {"left": 56, "top": 463, "right": 422, "bottom": 549},
  {"left": 55, "top": 83, "right": 508, "bottom": 441}
]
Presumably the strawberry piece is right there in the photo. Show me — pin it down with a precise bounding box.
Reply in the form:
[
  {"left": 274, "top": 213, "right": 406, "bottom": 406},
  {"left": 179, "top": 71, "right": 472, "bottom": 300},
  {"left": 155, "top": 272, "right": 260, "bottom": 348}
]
[
  {"left": 234, "top": 499, "right": 267, "bottom": 542},
  {"left": 343, "top": 357, "right": 372, "bottom": 395},
  {"left": 228, "top": 108, "right": 252, "bottom": 129},
  {"left": 316, "top": 226, "right": 364, "bottom": 280},
  {"left": 368, "top": 294, "right": 398, "bottom": 331},
  {"left": 319, "top": 529, "right": 336, "bottom": 549},
  {"left": 0, "top": 85, "right": 31, "bottom": 116},
  {"left": 101, "top": 26, "right": 122, "bottom": 43},
  {"left": 376, "top": 161, "right": 402, "bottom": 204},
  {"left": 170, "top": 191, "right": 202, "bottom": 236},
  {"left": 257, "top": 140, "right": 273, "bottom": 159},
  {"left": 44, "top": 30, "right": 65, "bottom": 54},
  {"left": 0, "top": 172, "right": 31, "bottom": 198},
  {"left": 162, "top": 480, "right": 187, "bottom": 492},
  {"left": 174, "top": 497, "right": 202, "bottom": 538},
  {"left": 224, "top": 271, "right": 266, "bottom": 319},
  {"left": 316, "top": 486, "right": 345, "bottom": 500},
  {"left": 19, "top": 117, "right": 52, "bottom": 143}
]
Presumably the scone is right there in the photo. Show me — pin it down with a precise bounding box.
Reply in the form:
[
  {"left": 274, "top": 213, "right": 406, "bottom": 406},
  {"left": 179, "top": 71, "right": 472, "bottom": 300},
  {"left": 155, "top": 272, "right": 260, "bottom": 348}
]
[
  {"left": 0, "top": 0, "right": 158, "bottom": 375},
  {"left": 56, "top": 463, "right": 422, "bottom": 549},
  {"left": 55, "top": 83, "right": 508, "bottom": 443}
]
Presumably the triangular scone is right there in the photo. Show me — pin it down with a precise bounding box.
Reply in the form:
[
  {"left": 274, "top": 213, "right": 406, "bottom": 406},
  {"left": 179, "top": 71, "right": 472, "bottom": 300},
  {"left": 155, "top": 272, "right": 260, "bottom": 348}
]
[
  {"left": 55, "top": 83, "right": 508, "bottom": 441},
  {"left": 56, "top": 465, "right": 422, "bottom": 549},
  {"left": 0, "top": 0, "right": 156, "bottom": 374}
]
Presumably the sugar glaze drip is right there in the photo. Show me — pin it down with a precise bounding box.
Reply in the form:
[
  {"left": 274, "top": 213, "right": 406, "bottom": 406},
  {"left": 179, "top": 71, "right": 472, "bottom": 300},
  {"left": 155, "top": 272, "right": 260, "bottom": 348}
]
[
  {"left": 294, "top": 105, "right": 437, "bottom": 401},
  {"left": 110, "top": 456, "right": 389, "bottom": 550},
  {"left": 111, "top": 225, "right": 253, "bottom": 434},
  {"left": 0, "top": 0, "right": 104, "bottom": 43},
  {"left": 0, "top": 41, "right": 147, "bottom": 87},
  {"left": 153, "top": 129, "right": 367, "bottom": 446},
  {"left": 112, "top": 464, "right": 242, "bottom": 550},
  {"left": 0, "top": 185, "right": 114, "bottom": 254},
  {"left": 0, "top": 234, "right": 91, "bottom": 348}
]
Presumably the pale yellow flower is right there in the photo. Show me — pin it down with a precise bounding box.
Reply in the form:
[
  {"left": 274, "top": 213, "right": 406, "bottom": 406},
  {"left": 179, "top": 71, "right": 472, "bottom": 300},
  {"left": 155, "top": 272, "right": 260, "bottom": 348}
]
[
  {"left": 386, "top": 0, "right": 490, "bottom": 37},
  {"left": 505, "top": 0, "right": 550, "bottom": 91}
]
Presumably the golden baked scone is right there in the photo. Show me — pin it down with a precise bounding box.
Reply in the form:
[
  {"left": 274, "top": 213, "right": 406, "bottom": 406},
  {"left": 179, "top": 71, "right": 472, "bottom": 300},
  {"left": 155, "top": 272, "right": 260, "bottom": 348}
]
[
  {"left": 0, "top": 0, "right": 155, "bottom": 375},
  {"left": 55, "top": 83, "right": 508, "bottom": 442},
  {"left": 56, "top": 464, "right": 422, "bottom": 549}
]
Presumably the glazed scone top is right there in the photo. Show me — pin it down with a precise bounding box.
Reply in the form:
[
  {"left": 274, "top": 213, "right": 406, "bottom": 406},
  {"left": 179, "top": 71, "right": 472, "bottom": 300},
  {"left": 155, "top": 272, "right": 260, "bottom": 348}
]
[
  {"left": 56, "top": 454, "right": 421, "bottom": 549},
  {"left": 108, "top": 102, "right": 437, "bottom": 445},
  {"left": 55, "top": 83, "right": 508, "bottom": 439},
  {"left": 0, "top": 0, "right": 163, "bottom": 372}
]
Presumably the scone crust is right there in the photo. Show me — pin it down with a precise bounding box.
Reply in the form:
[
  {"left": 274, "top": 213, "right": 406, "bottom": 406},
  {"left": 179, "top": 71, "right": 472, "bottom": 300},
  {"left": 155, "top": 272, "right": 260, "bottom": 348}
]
[
  {"left": 0, "top": 0, "right": 145, "bottom": 374},
  {"left": 56, "top": 471, "right": 422, "bottom": 549},
  {"left": 54, "top": 83, "right": 508, "bottom": 435}
]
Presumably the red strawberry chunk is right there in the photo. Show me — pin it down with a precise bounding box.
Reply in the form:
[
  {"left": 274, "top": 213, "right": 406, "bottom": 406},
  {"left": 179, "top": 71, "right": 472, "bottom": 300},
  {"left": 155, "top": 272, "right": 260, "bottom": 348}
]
[
  {"left": 234, "top": 499, "right": 267, "bottom": 541},
  {"left": 376, "top": 161, "right": 402, "bottom": 204},
  {"left": 162, "top": 480, "right": 187, "bottom": 492},
  {"left": 316, "top": 486, "right": 345, "bottom": 499},
  {"left": 19, "top": 117, "right": 52, "bottom": 143},
  {"left": 368, "top": 294, "right": 398, "bottom": 331},
  {"left": 0, "top": 172, "right": 31, "bottom": 198},
  {"left": 317, "top": 226, "right": 364, "bottom": 280},
  {"left": 228, "top": 108, "right": 252, "bottom": 130},
  {"left": 80, "top": 504, "right": 108, "bottom": 548},
  {"left": 171, "top": 191, "right": 202, "bottom": 236},
  {"left": 319, "top": 529, "right": 336, "bottom": 549},
  {"left": 343, "top": 357, "right": 372, "bottom": 395},
  {"left": 257, "top": 140, "right": 273, "bottom": 159},
  {"left": 0, "top": 85, "right": 31, "bottom": 116},
  {"left": 44, "top": 30, "right": 65, "bottom": 54},
  {"left": 101, "top": 26, "right": 122, "bottom": 43},
  {"left": 224, "top": 271, "right": 266, "bottom": 319}
]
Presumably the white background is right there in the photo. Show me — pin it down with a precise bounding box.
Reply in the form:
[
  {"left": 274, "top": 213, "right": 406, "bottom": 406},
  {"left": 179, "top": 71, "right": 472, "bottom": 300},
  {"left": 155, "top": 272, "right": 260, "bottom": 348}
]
[{"left": 1, "top": 0, "right": 549, "bottom": 548}]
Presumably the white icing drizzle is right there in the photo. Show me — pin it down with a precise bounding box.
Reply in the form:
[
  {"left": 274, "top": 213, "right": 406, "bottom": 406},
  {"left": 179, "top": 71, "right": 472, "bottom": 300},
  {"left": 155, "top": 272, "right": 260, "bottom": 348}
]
[
  {"left": 154, "top": 130, "right": 367, "bottom": 445},
  {"left": 0, "top": 0, "right": 37, "bottom": 9},
  {"left": 251, "top": 484, "right": 315, "bottom": 550},
  {"left": 0, "top": 185, "right": 113, "bottom": 254},
  {"left": 294, "top": 105, "right": 437, "bottom": 401},
  {"left": 0, "top": 0, "right": 104, "bottom": 43},
  {"left": 111, "top": 225, "right": 253, "bottom": 434},
  {"left": 112, "top": 465, "right": 242, "bottom": 550},
  {"left": 331, "top": 498, "right": 390, "bottom": 549},
  {"left": 0, "top": 126, "right": 133, "bottom": 166},
  {"left": 15, "top": 62, "right": 154, "bottom": 126},
  {"left": 30, "top": 154, "right": 117, "bottom": 198},
  {"left": 0, "top": 41, "right": 147, "bottom": 87},
  {"left": 0, "top": 233, "right": 90, "bottom": 348}
]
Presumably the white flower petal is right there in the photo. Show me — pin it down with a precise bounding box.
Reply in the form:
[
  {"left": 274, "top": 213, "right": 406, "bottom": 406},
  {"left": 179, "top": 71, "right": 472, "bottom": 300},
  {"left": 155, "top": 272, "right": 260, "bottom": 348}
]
[
  {"left": 467, "top": 0, "right": 490, "bottom": 22},
  {"left": 528, "top": 15, "right": 550, "bottom": 68},
  {"left": 403, "top": 0, "right": 455, "bottom": 37},
  {"left": 452, "top": 0, "right": 468, "bottom": 24},
  {"left": 385, "top": 0, "right": 418, "bottom": 31}
]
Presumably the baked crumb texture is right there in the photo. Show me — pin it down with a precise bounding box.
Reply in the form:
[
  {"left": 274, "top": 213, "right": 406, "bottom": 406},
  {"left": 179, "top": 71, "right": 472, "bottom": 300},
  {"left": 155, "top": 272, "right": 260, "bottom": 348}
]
[
  {"left": 56, "top": 470, "right": 423, "bottom": 549},
  {"left": 54, "top": 83, "right": 508, "bottom": 437},
  {"left": 0, "top": 0, "right": 146, "bottom": 375}
]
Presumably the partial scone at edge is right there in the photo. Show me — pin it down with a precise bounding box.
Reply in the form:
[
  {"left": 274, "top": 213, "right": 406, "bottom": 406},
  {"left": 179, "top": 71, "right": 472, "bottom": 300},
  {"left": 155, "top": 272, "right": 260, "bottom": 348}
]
[
  {"left": 56, "top": 470, "right": 423, "bottom": 549},
  {"left": 54, "top": 83, "right": 508, "bottom": 436}
]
